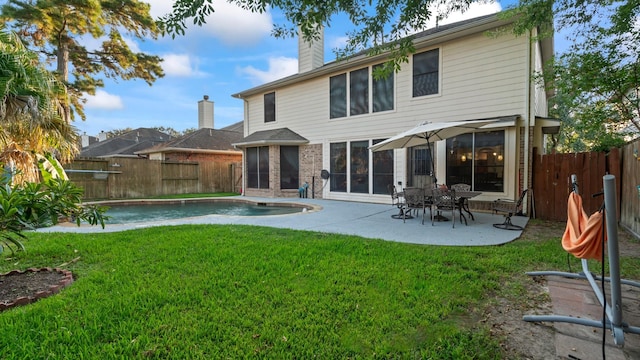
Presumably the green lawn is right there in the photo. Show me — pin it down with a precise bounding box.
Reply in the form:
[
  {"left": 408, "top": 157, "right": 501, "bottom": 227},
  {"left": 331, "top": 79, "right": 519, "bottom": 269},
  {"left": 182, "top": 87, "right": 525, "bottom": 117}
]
[{"left": 0, "top": 222, "right": 637, "bottom": 359}]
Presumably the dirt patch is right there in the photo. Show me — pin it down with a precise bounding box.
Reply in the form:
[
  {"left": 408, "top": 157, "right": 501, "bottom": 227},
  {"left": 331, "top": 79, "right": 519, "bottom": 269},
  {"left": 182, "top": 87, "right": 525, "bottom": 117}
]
[{"left": 0, "top": 268, "right": 73, "bottom": 311}]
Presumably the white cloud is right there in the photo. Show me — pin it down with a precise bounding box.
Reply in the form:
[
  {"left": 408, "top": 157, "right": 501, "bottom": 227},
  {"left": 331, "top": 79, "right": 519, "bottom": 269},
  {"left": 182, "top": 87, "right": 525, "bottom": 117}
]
[
  {"left": 239, "top": 56, "right": 298, "bottom": 85},
  {"left": 161, "top": 53, "right": 205, "bottom": 77},
  {"left": 330, "top": 35, "right": 349, "bottom": 50},
  {"left": 85, "top": 90, "right": 124, "bottom": 110},
  {"left": 427, "top": 1, "right": 503, "bottom": 28},
  {"left": 146, "top": 0, "right": 173, "bottom": 19},
  {"left": 147, "top": 0, "right": 272, "bottom": 46},
  {"left": 197, "top": 2, "right": 272, "bottom": 46}
]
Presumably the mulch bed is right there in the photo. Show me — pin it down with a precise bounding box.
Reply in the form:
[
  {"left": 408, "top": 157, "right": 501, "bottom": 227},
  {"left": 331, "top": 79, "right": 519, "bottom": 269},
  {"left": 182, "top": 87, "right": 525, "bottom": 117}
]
[{"left": 0, "top": 268, "right": 74, "bottom": 311}]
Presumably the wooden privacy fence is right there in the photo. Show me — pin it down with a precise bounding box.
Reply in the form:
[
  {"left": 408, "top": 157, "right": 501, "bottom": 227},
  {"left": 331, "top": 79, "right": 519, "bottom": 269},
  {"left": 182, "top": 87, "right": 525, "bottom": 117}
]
[
  {"left": 620, "top": 141, "right": 640, "bottom": 237},
  {"left": 531, "top": 147, "right": 625, "bottom": 223},
  {"left": 65, "top": 158, "right": 242, "bottom": 200}
]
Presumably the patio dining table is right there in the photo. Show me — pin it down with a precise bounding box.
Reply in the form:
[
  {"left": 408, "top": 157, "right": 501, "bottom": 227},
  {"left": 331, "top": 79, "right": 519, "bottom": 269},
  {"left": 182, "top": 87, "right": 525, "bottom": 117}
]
[
  {"left": 393, "top": 187, "right": 481, "bottom": 224},
  {"left": 452, "top": 190, "right": 482, "bottom": 223}
]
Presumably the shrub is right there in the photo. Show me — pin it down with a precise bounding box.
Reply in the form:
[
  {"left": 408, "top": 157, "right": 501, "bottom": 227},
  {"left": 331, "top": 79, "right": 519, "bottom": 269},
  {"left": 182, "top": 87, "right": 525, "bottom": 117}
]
[{"left": 0, "top": 178, "right": 106, "bottom": 253}]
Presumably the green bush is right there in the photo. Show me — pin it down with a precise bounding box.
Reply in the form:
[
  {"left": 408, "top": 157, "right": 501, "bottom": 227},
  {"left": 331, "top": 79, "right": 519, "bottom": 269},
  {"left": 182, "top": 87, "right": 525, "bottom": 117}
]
[{"left": 0, "top": 178, "right": 107, "bottom": 253}]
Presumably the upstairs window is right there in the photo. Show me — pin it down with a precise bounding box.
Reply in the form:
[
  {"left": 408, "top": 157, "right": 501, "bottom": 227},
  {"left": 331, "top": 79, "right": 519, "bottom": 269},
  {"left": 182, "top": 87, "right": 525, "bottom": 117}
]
[
  {"left": 350, "top": 67, "right": 369, "bottom": 116},
  {"left": 330, "top": 74, "right": 347, "bottom": 119},
  {"left": 329, "top": 64, "right": 394, "bottom": 119},
  {"left": 413, "top": 48, "right": 440, "bottom": 97},
  {"left": 264, "top": 92, "right": 276, "bottom": 123},
  {"left": 372, "top": 64, "right": 394, "bottom": 112}
]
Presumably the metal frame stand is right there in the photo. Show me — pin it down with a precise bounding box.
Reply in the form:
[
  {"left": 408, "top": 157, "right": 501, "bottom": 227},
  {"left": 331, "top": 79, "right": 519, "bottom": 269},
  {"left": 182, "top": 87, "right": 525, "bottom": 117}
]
[{"left": 523, "top": 174, "right": 640, "bottom": 346}]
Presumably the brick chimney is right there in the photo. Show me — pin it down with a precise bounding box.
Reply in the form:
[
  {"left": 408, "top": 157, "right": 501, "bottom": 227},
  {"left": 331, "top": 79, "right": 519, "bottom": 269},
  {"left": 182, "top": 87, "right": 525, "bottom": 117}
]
[
  {"left": 198, "top": 95, "right": 214, "bottom": 129},
  {"left": 298, "top": 25, "right": 324, "bottom": 73}
]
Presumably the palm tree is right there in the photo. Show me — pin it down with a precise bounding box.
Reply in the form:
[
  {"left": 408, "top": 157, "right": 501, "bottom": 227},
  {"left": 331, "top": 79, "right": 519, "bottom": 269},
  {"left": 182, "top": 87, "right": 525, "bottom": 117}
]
[{"left": 0, "top": 28, "right": 77, "bottom": 184}]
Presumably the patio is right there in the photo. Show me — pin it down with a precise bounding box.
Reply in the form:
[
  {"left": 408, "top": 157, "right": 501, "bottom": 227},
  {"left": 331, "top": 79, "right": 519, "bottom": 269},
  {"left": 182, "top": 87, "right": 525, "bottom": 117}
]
[{"left": 40, "top": 197, "right": 528, "bottom": 246}]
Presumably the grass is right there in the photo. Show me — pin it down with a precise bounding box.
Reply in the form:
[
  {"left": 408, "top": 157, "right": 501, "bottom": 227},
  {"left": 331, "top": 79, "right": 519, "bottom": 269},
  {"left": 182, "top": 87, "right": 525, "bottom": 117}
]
[{"left": 1, "top": 221, "right": 638, "bottom": 359}]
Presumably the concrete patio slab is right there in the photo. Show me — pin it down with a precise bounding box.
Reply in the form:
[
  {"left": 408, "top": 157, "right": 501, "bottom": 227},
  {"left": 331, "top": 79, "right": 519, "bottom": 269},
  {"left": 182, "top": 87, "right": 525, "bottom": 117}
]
[{"left": 39, "top": 197, "right": 528, "bottom": 246}]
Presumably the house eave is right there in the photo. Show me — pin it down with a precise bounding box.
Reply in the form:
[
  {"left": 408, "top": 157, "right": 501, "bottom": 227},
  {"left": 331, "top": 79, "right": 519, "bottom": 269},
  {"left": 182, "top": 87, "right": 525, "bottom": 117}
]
[{"left": 232, "top": 140, "right": 309, "bottom": 148}]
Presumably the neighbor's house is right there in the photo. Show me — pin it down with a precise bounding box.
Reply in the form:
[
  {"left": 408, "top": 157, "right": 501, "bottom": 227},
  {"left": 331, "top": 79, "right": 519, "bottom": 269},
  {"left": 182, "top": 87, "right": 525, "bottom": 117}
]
[
  {"left": 232, "top": 13, "right": 558, "bottom": 207},
  {"left": 68, "top": 96, "right": 244, "bottom": 198},
  {"left": 78, "top": 128, "right": 174, "bottom": 158},
  {"left": 136, "top": 96, "right": 243, "bottom": 163}
]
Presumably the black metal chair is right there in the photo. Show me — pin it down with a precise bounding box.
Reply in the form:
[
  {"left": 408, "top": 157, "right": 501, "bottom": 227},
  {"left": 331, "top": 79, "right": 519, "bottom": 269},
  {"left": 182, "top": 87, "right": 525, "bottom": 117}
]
[
  {"left": 402, "top": 187, "right": 426, "bottom": 223},
  {"left": 450, "top": 183, "right": 472, "bottom": 223},
  {"left": 429, "top": 188, "right": 459, "bottom": 227},
  {"left": 493, "top": 189, "right": 528, "bottom": 230},
  {"left": 388, "top": 184, "right": 411, "bottom": 219}
]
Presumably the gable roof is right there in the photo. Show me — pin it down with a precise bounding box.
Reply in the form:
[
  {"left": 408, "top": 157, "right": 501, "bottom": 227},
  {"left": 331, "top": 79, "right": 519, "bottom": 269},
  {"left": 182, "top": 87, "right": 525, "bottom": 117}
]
[
  {"left": 78, "top": 128, "right": 173, "bottom": 158},
  {"left": 232, "top": 128, "right": 308, "bottom": 148},
  {"left": 220, "top": 121, "right": 243, "bottom": 133},
  {"left": 136, "top": 126, "right": 244, "bottom": 155},
  {"left": 232, "top": 13, "right": 535, "bottom": 99}
]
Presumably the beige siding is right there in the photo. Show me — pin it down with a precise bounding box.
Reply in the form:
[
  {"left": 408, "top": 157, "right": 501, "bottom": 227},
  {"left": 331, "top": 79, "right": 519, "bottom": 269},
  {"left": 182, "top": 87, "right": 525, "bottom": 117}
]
[
  {"left": 246, "top": 30, "right": 530, "bottom": 144},
  {"left": 242, "top": 23, "right": 541, "bottom": 203}
]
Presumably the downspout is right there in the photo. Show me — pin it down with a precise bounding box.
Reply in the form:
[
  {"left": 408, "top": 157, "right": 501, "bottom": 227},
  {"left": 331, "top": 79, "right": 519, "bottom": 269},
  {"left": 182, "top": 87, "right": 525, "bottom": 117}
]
[
  {"left": 523, "top": 29, "right": 533, "bottom": 213},
  {"left": 241, "top": 98, "right": 249, "bottom": 196}
]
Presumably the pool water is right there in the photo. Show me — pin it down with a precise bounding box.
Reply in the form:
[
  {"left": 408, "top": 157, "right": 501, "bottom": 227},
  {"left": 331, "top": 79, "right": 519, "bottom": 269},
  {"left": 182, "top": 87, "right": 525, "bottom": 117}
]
[{"left": 102, "top": 201, "right": 306, "bottom": 224}]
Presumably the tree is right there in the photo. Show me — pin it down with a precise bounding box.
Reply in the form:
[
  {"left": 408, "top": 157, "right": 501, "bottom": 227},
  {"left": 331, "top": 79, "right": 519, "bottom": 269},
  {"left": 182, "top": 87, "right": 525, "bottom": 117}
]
[
  {"left": 507, "top": 0, "right": 639, "bottom": 151},
  {"left": 0, "top": 28, "right": 77, "bottom": 184},
  {"left": 0, "top": 0, "right": 164, "bottom": 121}
]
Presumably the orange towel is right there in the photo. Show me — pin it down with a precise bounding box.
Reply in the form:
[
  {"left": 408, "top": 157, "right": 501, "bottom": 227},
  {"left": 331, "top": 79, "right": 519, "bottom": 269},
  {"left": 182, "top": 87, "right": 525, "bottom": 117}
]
[{"left": 562, "top": 192, "right": 607, "bottom": 261}]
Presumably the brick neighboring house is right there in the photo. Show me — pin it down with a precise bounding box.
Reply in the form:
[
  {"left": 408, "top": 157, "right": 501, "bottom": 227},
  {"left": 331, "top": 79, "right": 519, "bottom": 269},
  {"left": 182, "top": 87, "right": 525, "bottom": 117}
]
[
  {"left": 232, "top": 12, "right": 559, "bottom": 205},
  {"left": 77, "top": 96, "right": 243, "bottom": 163},
  {"left": 69, "top": 96, "right": 244, "bottom": 198},
  {"left": 135, "top": 125, "right": 243, "bottom": 162}
]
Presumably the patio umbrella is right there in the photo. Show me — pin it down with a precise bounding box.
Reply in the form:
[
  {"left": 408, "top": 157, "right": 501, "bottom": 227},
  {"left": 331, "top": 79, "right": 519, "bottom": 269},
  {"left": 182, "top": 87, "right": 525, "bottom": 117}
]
[{"left": 369, "top": 118, "right": 506, "bottom": 181}]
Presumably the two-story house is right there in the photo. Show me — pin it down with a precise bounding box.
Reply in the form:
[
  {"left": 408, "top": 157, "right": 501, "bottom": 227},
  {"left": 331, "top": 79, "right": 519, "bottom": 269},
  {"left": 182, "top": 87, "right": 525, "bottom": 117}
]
[{"left": 232, "top": 13, "right": 558, "bottom": 206}]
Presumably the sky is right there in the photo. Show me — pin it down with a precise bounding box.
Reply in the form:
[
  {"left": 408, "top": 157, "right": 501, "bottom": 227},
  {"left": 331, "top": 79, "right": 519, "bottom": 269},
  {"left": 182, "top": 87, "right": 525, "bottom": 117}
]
[{"left": 76, "top": 0, "right": 545, "bottom": 136}]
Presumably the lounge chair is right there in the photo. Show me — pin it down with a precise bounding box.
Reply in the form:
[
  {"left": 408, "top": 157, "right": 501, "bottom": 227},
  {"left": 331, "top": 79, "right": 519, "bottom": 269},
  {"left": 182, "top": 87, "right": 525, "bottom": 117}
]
[{"left": 492, "top": 189, "right": 528, "bottom": 230}]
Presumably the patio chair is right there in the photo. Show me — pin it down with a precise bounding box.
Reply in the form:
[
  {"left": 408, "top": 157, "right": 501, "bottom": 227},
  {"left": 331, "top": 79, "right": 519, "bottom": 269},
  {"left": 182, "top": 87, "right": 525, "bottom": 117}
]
[
  {"left": 450, "top": 183, "right": 472, "bottom": 223},
  {"left": 402, "top": 187, "right": 426, "bottom": 223},
  {"left": 388, "top": 184, "right": 411, "bottom": 219},
  {"left": 492, "top": 189, "right": 528, "bottom": 230},
  {"left": 429, "top": 188, "right": 459, "bottom": 227},
  {"left": 388, "top": 184, "right": 401, "bottom": 208}
]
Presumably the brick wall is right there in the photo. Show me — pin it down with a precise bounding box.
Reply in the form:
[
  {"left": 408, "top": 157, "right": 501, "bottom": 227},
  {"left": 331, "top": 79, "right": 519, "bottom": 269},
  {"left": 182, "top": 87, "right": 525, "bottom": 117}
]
[{"left": 244, "top": 144, "right": 324, "bottom": 199}]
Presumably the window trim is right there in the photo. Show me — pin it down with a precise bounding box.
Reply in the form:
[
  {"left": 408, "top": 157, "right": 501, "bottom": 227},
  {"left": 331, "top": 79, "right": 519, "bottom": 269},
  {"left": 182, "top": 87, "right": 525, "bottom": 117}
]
[{"left": 412, "top": 48, "right": 441, "bottom": 98}]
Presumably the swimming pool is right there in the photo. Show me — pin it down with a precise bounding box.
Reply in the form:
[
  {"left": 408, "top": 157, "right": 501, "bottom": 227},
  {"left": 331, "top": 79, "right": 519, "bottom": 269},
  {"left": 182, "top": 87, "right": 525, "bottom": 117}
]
[{"left": 95, "top": 199, "right": 312, "bottom": 224}]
